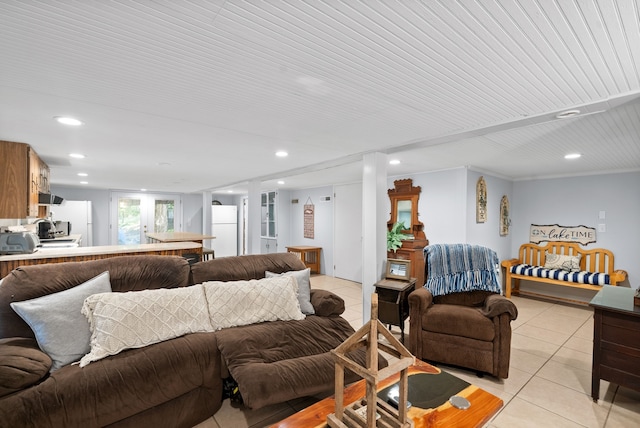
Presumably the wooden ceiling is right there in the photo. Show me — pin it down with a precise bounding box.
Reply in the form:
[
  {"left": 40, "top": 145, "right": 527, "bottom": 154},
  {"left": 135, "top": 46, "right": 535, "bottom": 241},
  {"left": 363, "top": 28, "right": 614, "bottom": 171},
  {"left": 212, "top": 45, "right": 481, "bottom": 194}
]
[{"left": 1, "top": 1, "right": 638, "bottom": 193}]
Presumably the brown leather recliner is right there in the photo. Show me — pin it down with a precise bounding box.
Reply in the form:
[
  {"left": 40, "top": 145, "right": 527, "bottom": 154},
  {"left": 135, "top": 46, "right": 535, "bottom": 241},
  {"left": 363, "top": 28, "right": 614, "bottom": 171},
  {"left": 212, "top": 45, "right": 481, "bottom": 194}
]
[{"left": 408, "top": 244, "right": 518, "bottom": 378}]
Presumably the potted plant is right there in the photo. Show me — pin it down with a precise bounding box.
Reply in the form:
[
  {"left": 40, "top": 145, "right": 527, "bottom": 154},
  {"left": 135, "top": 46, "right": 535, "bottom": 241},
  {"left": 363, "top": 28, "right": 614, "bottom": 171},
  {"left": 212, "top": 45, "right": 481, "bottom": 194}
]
[{"left": 387, "top": 222, "right": 408, "bottom": 252}]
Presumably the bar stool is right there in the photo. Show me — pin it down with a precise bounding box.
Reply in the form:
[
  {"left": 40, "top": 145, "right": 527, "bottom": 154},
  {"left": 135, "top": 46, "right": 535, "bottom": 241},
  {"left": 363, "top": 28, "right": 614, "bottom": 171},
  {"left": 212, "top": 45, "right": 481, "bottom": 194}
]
[{"left": 202, "top": 248, "right": 215, "bottom": 261}]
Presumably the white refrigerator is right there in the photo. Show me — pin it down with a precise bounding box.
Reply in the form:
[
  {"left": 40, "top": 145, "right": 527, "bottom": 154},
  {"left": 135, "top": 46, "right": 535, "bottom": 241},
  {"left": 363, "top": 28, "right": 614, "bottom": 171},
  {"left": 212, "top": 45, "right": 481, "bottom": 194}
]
[
  {"left": 50, "top": 200, "right": 93, "bottom": 246},
  {"left": 211, "top": 205, "right": 237, "bottom": 258}
]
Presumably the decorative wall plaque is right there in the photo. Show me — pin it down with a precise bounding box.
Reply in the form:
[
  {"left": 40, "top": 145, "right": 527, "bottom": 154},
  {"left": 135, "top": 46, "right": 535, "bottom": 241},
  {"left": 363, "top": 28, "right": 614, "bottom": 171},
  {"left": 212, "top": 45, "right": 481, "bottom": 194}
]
[
  {"left": 529, "top": 224, "right": 596, "bottom": 245},
  {"left": 304, "top": 198, "right": 314, "bottom": 239},
  {"left": 499, "top": 195, "right": 510, "bottom": 236},
  {"left": 476, "top": 176, "right": 487, "bottom": 223}
]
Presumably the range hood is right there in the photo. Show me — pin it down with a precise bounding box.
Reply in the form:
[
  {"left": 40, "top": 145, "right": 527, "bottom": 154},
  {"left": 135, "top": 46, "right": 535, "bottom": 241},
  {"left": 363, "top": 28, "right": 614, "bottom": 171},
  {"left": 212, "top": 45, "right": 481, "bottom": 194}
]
[{"left": 38, "top": 193, "right": 64, "bottom": 205}]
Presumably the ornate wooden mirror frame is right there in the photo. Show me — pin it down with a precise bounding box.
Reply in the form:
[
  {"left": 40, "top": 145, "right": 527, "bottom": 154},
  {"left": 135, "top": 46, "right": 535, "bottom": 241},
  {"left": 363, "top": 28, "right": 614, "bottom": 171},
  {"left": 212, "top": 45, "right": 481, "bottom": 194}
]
[{"left": 387, "top": 178, "right": 426, "bottom": 241}]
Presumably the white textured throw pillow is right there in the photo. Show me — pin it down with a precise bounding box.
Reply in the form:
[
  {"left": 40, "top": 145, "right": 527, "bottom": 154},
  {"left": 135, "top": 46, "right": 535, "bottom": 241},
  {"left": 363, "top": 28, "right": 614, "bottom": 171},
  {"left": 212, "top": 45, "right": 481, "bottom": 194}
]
[
  {"left": 203, "top": 276, "right": 305, "bottom": 330},
  {"left": 265, "top": 268, "right": 315, "bottom": 315},
  {"left": 544, "top": 251, "right": 581, "bottom": 272},
  {"left": 79, "top": 285, "right": 213, "bottom": 367}
]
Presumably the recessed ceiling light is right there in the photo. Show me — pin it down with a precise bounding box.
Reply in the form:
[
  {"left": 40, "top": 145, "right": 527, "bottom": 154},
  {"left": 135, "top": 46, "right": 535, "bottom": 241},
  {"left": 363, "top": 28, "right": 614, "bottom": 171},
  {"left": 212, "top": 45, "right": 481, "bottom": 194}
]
[
  {"left": 140, "top": 188, "right": 147, "bottom": 192},
  {"left": 77, "top": 172, "right": 88, "bottom": 177},
  {"left": 275, "top": 151, "right": 288, "bottom": 158},
  {"left": 277, "top": 180, "right": 285, "bottom": 185},
  {"left": 564, "top": 153, "right": 581, "bottom": 159},
  {"left": 80, "top": 181, "right": 88, "bottom": 185},
  {"left": 69, "top": 153, "right": 86, "bottom": 159},
  {"left": 555, "top": 110, "right": 580, "bottom": 119},
  {"left": 227, "top": 190, "right": 233, "bottom": 193},
  {"left": 389, "top": 159, "right": 401, "bottom": 165},
  {"left": 54, "top": 116, "right": 83, "bottom": 126}
]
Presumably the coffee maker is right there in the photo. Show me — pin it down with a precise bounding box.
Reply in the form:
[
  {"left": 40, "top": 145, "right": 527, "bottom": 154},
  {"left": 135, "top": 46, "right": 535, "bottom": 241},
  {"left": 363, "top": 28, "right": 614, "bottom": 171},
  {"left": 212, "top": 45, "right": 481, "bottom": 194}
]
[{"left": 35, "top": 219, "right": 56, "bottom": 239}]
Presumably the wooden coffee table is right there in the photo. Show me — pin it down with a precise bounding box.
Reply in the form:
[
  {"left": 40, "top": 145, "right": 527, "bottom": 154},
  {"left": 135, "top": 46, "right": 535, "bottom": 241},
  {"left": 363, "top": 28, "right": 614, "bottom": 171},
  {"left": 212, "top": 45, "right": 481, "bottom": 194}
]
[{"left": 270, "top": 360, "right": 502, "bottom": 428}]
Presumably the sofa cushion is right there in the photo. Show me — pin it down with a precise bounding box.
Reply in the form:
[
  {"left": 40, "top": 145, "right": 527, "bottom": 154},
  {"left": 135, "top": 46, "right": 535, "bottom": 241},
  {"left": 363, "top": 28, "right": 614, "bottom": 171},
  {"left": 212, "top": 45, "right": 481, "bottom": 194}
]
[
  {"left": 510, "top": 264, "right": 610, "bottom": 285},
  {"left": 265, "top": 268, "right": 315, "bottom": 315},
  {"left": 10, "top": 271, "right": 112, "bottom": 371},
  {"left": 423, "top": 305, "right": 495, "bottom": 341},
  {"left": 0, "top": 332, "right": 223, "bottom": 427},
  {"left": 80, "top": 284, "right": 212, "bottom": 367},
  {"left": 215, "top": 315, "right": 380, "bottom": 409},
  {"left": 545, "top": 251, "right": 581, "bottom": 272},
  {"left": 202, "top": 276, "right": 305, "bottom": 330},
  {"left": 0, "top": 338, "right": 52, "bottom": 398}
]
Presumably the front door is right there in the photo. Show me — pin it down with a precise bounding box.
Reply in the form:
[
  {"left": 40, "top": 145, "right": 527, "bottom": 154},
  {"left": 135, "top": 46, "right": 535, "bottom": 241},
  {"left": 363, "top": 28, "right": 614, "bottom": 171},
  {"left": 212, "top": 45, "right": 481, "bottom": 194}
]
[{"left": 110, "top": 192, "right": 181, "bottom": 244}]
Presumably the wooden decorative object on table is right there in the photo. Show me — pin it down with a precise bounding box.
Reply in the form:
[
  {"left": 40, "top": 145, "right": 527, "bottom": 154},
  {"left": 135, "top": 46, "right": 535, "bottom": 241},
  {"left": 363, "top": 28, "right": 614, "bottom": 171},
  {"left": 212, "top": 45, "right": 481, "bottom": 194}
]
[{"left": 327, "top": 294, "right": 415, "bottom": 428}]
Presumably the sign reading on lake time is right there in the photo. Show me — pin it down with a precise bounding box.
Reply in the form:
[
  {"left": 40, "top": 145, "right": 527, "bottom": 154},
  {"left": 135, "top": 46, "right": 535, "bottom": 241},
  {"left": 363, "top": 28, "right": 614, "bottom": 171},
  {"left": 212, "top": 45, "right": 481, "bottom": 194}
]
[{"left": 530, "top": 224, "right": 597, "bottom": 245}]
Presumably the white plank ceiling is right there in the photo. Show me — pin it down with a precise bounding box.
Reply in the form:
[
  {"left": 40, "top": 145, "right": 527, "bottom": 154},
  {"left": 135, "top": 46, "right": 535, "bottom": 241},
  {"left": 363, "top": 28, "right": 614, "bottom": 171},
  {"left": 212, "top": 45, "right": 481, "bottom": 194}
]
[{"left": 0, "top": 0, "right": 639, "bottom": 194}]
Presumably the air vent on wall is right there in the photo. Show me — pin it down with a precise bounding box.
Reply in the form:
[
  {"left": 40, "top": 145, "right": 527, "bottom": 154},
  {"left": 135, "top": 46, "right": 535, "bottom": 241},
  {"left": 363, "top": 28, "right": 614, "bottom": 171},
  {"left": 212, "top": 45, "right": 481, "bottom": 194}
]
[
  {"left": 291, "top": 199, "right": 299, "bottom": 204},
  {"left": 321, "top": 196, "right": 331, "bottom": 202}
]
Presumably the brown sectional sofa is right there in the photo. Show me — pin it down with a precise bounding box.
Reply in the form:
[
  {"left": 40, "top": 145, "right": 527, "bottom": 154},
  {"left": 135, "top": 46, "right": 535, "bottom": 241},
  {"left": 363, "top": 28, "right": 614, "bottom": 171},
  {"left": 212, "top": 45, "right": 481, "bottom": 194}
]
[{"left": 0, "top": 253, "right": 377, "bottom": 427}]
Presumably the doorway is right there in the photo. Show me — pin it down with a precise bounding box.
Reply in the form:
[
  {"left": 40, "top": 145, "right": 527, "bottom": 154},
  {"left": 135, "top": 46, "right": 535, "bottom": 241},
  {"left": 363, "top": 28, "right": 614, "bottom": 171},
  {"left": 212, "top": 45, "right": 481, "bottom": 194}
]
[{"left": 110, "top": 192, "right": 182, "bottom": 245}]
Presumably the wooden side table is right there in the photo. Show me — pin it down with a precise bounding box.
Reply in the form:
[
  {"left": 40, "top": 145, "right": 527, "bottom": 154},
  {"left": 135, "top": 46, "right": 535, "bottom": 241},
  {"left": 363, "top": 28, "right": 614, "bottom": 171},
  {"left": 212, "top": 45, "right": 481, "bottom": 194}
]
[
  {"left": 375, "top": 278, "right": 416, "bottom": 343},
  {"left": 286, "top": 246, "right": 321, "bottom": 274}
]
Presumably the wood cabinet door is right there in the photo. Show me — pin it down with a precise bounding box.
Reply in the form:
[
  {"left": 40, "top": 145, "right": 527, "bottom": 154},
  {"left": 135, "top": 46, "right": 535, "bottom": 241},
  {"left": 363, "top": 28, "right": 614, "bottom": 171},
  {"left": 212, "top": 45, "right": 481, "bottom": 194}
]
[
  {"left": 0, "top": 141, "right": 30, "bottom": 218},
  {"left": 28, "top": 148, "right": 40, "bottom": 217}
]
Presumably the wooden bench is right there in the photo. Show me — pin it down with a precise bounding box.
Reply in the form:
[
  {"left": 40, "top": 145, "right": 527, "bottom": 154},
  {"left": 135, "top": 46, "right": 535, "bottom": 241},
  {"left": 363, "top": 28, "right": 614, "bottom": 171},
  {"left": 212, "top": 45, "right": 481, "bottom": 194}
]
[{"left": 501, "top": 242, "right": 627, "bottom": 302}]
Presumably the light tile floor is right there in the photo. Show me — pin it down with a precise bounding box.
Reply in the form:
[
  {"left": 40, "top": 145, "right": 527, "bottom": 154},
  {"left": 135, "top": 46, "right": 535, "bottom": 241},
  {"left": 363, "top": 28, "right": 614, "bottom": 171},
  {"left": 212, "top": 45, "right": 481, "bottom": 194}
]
[{"left": 195, "top": 275, "right": 640, "bottom": 428}]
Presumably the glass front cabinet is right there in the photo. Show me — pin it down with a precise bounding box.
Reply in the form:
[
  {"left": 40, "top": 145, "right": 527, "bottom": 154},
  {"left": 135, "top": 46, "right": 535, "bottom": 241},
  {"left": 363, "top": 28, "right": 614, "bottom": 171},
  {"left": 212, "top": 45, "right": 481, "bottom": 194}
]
[{"left": 260, "top": 190, "right": 289, "bottom": 254}]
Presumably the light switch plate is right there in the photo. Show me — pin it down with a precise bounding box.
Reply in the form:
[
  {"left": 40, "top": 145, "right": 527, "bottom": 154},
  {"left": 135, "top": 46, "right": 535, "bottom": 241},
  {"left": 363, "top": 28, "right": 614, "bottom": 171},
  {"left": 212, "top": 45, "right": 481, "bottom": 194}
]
[{"left": 598, "top": 224, "right": 606, "bottom": 232}]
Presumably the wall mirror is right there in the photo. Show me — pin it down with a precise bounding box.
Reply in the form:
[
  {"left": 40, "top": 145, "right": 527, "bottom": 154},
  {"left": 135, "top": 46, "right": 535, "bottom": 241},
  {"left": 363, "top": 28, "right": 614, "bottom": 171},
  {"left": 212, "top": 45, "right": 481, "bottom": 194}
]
[{"left": 387, "top": 178, "right": 426, "bottom": 240}]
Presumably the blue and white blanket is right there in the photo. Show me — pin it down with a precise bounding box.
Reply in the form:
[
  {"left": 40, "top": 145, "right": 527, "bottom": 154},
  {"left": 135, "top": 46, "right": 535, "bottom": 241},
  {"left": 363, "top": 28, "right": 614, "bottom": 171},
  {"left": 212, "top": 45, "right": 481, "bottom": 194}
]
[{"left": 424, "top": 244, "right": 502, "bottom": 296}]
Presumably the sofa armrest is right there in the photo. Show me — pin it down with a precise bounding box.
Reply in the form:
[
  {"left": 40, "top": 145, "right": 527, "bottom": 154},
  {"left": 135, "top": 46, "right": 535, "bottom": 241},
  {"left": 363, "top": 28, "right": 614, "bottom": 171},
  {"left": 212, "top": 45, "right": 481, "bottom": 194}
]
[
  {"left": 0, "top": 337, "right": 52, "bottom": 398},
  {"left": 408, "top": 288, "right": 433, "bottom": 356},
  {"left": 309, "top": 289, "right": 345, "bottom": 317},
  {"left": 481, "top": 294, "right": 518, "bottom": 320}
]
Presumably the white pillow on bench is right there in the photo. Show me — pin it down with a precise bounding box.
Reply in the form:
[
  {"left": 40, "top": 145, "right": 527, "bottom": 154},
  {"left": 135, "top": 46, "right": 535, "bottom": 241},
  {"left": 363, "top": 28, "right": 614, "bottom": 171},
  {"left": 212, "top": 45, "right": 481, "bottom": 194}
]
[{"left": 544, "top": 252, "right": 581, "bottom": 272}]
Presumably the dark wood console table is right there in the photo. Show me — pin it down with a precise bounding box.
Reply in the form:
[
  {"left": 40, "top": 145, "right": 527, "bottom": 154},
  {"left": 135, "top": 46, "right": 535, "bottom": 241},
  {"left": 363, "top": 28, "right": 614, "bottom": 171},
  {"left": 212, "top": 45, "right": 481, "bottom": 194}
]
[
  {"left": 589, "top": 286, "right": 640, "bottom": 402},
  {"left": 375, "top": 278, "right": 416, "bottom": 343}
]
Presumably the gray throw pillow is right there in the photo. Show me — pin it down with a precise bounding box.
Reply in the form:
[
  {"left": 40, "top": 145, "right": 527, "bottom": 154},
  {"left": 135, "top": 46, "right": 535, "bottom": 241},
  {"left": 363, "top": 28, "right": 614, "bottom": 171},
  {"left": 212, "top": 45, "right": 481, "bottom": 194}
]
[
  {"left": 265, "top": 268, "right": 315, "bottom": 315},
  {"left": 10, "top": 271, "right": 112, "bottom": 372}
]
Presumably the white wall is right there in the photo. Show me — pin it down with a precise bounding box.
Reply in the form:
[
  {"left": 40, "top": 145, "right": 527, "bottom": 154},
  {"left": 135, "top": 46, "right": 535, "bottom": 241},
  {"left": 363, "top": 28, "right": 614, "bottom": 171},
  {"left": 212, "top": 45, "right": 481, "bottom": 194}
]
[
  {"left": 50, "top": 185, "right": 110, "bottom": 246},
  {"left": 465, "top": 170, "right": 514, "bottom": 263},
  {"left": 511, "top": 171, "right": 640, "bottom": 289},
  {"left": 50, "top": 185, "right": 206, "bottom": 247},
  {"left": 183, "top": 193, "right": 203, "bottom": 233},
  {"left": 289, "top": 186, "right": 334, "bottom": 275}
]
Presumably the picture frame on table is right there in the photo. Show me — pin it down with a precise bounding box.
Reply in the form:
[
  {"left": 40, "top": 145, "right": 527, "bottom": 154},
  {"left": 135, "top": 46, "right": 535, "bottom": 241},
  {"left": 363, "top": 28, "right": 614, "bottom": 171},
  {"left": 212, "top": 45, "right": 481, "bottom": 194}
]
[{"left": 386, "top": 258, "right": 411, "bottom": 281}]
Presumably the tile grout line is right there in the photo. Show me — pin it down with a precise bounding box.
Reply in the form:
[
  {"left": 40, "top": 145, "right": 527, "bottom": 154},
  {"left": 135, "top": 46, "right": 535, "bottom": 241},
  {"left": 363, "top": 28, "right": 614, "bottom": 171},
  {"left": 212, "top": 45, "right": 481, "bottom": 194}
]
[{"left": 503, "top": 306, "right": 611, "bottom": 427}]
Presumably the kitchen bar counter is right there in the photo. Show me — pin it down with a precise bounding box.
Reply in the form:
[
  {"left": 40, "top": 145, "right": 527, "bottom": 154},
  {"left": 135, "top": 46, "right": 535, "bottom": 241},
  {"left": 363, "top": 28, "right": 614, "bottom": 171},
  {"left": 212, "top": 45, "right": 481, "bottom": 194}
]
[
  {"left": 0, "top": 242, "right": 201, "bottom": 278},
  {"left": 145, "top": 232, "right": 215, "bottom": 256}
]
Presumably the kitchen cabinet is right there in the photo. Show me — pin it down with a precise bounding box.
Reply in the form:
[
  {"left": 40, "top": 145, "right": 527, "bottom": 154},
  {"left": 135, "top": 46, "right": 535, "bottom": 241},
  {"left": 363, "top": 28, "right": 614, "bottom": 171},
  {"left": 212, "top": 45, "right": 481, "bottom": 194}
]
[
  {"left": 260, "top": 190, "right": 289, "bottom": 254},
  {"left": 0, "top": 141, "right": 49, "bottom": 219},
  {"left": 261, "top": 191, "right": 277, "bottom": 238}
]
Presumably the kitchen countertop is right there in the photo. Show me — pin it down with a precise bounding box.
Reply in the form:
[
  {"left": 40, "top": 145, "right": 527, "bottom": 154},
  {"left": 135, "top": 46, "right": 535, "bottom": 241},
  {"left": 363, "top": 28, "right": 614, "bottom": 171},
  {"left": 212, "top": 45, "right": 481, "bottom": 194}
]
[
  {"left": 38, "top": 234, "right": 83, "bottom": 246},
  {"left": 0, "top": 241, "right": 201, "bottom": 261}
]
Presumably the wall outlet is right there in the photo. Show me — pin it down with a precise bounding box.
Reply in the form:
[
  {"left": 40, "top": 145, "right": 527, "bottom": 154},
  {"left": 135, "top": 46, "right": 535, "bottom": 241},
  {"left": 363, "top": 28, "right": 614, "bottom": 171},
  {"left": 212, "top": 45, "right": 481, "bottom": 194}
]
[
  {"left": 599, "top": 210, "right": 606, "bottom": 220},
  {"left": 598, "top": 224, "right": 606, "bottom": 233}
]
